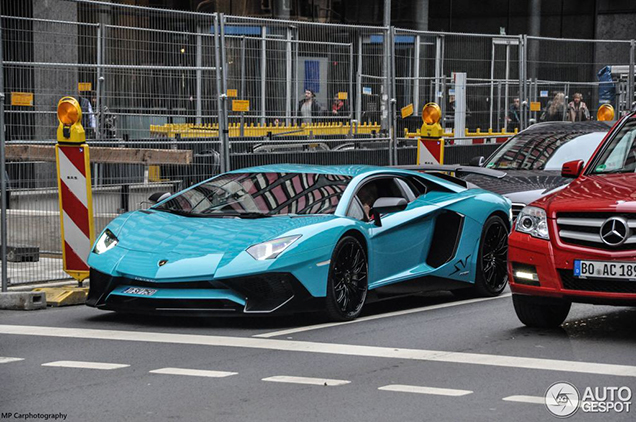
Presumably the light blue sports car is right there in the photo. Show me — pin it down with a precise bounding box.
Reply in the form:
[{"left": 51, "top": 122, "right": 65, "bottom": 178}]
[{"left": 87, "top": 164, "right": 511, "bottom": 321}]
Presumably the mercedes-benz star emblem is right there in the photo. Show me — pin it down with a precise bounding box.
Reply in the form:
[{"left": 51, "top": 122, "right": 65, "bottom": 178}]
[
  {"left": 158, "top": 260, "right": 168, "bottom": 267},
  {"left": 600, "top": 216, "right": 630, "bottom": 246}
]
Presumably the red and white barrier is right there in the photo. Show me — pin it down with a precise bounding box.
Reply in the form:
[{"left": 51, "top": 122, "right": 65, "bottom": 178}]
[{"left": 55, "top": 144, "right": 94, "bottom": 281}]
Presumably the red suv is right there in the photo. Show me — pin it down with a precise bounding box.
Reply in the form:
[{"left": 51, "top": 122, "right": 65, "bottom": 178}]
[{"left": 508, "top": 112, "right": 636, "bottom": 327}]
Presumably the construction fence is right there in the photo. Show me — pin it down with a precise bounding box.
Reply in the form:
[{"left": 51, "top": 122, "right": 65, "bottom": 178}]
[{"left": 0, "top": 0, "right": 634, "bottom": 285}]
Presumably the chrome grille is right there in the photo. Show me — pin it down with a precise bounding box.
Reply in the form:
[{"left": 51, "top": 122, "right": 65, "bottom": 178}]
[
  {"left": 511, "top": 203, "right": 525, "bottom": 221},
  {"left": 556, "top": 212, "right": 636, "bottom": 250}
]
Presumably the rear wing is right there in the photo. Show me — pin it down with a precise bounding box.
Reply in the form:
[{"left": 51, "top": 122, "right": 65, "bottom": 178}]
[
  {"left": 393, "top": 165, "right": 507, "bottom": 179},
  {"left": 391, "top": 165, "right": 506, "bottom": 189}
]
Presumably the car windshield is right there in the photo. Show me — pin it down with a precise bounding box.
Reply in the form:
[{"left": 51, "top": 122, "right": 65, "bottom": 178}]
[
  {"left": 589, "top": 119, "right": 636, "bottom": 174},
  {"left": 154, "top": 172, "right": 352, "bottom": 217},
  {"left": 486, "top": 131, "right": 606, "bottom": 170}
]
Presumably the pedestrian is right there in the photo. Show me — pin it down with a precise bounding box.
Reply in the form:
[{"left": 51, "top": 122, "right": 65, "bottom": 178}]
[
  {"left": 567, "top": 93, "right": 590, "bottom": 122},
  {"left": 541, "top": 92, "right": 566, "bottom": 122},
  {"left": 331, "top": 93, "right": 347, "bottom": 116},
  {"left": 79, "top": 95, "right": 96, "bottom": 138},
  {"left": 297, "top": 89, "right": 323, "bottom": 125},
  {"left": 507, "top": 97, "right": 520, "bottom": 131}
]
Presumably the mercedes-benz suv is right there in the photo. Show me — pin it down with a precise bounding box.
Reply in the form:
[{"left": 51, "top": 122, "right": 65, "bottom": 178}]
[{"left": 508, "top": 112, "right": 636, "bottom": 327}]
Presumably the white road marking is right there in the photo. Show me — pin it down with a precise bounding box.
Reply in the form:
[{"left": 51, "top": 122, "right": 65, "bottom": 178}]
[
  {"left": 262, "top": 376, "right": 350, "bottom": 386},
  {"left": 502, "top": 395, "right": 545, "bottom": 404},
  {"left": 41, "top": 360, "right": 130, "bottom": 370},
  {"left": 2, "top": 324, "right": 635, "bottom": 377},
  {"left": 0, "top": 357, "right": 24, "bottom": 364},
  {"left": 379, "top": 384, "right": 472, "bottom": 397},
  {"left": 253, "top": 293, "right": 512, "bottom": 338},
  {"left": 149, "top": 368, "right": 237, "bottom": 378}
]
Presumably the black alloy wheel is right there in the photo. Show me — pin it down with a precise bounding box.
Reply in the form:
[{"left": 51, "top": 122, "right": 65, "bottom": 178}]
[
  {"left": 474, "top": 215, "right": 509, "bottom": 297},
  {"left": 325, "top": 236, "right": 368, "bottom": 321}
]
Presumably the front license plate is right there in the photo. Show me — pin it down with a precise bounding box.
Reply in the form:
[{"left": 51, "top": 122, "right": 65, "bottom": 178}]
[
  {"left": 122, "top": 287, "right": 158, "bottom": 296},
  {"left": 574, "top": 260, "right": 636, "bottom": 280}
]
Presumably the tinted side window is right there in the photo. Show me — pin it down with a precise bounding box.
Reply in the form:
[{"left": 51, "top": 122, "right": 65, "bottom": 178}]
[{"left": 347, "top": 198, "right": 366, "bottom": 221}]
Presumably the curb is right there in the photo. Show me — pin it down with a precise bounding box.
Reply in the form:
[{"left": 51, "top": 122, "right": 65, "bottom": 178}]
[{"left": 0, "top": 291, "right": 47, "bottom": 310}]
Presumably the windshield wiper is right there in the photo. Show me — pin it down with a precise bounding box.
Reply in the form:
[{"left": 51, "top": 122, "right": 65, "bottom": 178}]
[
  {"left": 232, "top": 212, "right": 271, "bottom": 219},
  {"left": 196, "top": 211, "right": 271, "bottom": 218},
  {"left": 154, "top": 208, "right": 193, "bottom": 217}
]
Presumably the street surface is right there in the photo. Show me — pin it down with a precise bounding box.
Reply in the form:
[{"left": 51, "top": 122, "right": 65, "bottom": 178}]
[{"left": 1, "top": 288, "right": 635, "bottom": 421}]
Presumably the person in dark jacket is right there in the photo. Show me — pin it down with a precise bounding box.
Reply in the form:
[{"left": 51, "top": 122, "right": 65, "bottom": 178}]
[
  {"left": 507, "top": 97, "right": 520, "bottom": 131},
  {"left": 297, "top": 89, "right": 323, "bottom": 125}
]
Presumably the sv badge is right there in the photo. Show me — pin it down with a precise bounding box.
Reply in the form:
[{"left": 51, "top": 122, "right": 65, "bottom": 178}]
[{"left": 449, "top": 254, "right": 471, "bottom": 276}]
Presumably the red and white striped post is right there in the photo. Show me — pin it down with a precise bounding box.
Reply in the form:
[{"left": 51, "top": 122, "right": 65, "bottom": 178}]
[{"left": 55, "top": 97, "right": 94, "bottom": 284}]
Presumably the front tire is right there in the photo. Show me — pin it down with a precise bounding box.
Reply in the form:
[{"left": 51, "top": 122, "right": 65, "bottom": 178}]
[
  {"left": 513, "top": 295, "right": 571, "bottom": 328},
  {"left": 473, "top": 215, "right": 509, "bottom": 297},
  {"left": 325, "top": 236, "right": 368, "bottom": 321}
]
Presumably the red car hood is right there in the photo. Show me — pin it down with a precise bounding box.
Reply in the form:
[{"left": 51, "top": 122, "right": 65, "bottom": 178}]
[{"left": 534, "top": 173, "right": 636, "bottom": 217}]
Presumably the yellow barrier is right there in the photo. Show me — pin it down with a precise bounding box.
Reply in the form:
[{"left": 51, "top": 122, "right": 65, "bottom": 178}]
[
  {"left": 150, "top": 122, "right": 382, "bottom": 139},
  {"left": 403, "top": 127, "right": 519, "bottom": 139}
]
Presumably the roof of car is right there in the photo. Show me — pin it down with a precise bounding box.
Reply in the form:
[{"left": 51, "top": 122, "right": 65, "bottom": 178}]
[
  {"left": 522, "top": 120, "right": 612, "bottom": 134},
  {"left": 231, "top": 164, "right": 388, "bottom": 177}
]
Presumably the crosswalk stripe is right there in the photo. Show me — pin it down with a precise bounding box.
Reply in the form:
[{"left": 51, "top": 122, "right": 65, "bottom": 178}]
[
  {"left": 149, "top": 368, "right": 237, "bottom": 378},
  {"left": 0, "top": 357, "right": 24, "bottom": 364},
  {"left": 2, "top": 324, "right": 635, "bottom": 377},
  {"left": 379, "top": 384, "right": 473, "bottom": 396},
  {"left": 41, "top": 361, "right": 130, "bottom": 370},
  {"left": 502, "top": 395, "right": 545, "bottom": 404},
  {"left": 262, "top": 376, "right": 350, "bottom": 386}
]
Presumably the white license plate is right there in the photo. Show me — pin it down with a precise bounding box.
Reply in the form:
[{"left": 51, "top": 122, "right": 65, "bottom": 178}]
[
  {"left": 123, "top": 287, "right": 157, "bottom": 296},
  {"left": 574, "top": 260, "right": 636, "bottom": 280}
]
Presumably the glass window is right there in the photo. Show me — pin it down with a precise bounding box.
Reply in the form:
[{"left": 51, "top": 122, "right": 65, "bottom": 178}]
[
  {"left": 347, "top": 198, "right": 366, "bottom": 221},
  {"left": 542, "top": 133, "right": 606, "bottom": 170},
  {"left": 590, "top": 120, "right": 636, "bottom": 174},
  {"left": 155, "top": 172, "right": 352, "bottom": 217},
  {"left": 486, "top": 131, "right": 606, "bottom": 170},
  {"left": 354, "top": 177, "right": 409, "bottom": 221}
]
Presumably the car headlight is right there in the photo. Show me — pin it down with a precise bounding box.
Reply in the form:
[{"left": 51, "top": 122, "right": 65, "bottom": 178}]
[
  {"left": 246, "top": 235, "right": 301, "bottom": 260},
  {"left": 93, "top": 229, "right": 119, "bottom": 254},
  {"left": 516, "top": 206, "right": 549, "bottom": 240}
]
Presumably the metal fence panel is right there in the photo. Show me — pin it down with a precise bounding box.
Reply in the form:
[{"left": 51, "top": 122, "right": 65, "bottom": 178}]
[{"left": 1, "top": 0, "right": 635, "bottom": 285}]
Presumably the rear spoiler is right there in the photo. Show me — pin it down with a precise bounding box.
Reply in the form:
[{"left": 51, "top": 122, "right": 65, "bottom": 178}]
[{"left": 392, "top": 165, "right": 507, "bottom": 179}]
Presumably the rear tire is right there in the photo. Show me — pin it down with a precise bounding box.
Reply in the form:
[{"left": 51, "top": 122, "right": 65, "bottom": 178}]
[
  {"left": 325, "top": 236, "right": 368, "bottom": 321},
  {"left": 512, "top": 294, "right": 571, "bottom": 328}
]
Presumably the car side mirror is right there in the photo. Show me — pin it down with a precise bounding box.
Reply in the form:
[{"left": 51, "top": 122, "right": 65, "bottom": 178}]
[
  {"left": 148, "top": 192, "right": 171, "bottom": 204},
  {"left": 561, "top": 160, "right": 584, "bottom": 178},
  {"left": 469, "top": 156, "right": 485, "bottom": 167},
  {"left": 370, "top": 197, "right": 408, "bottom": 227}
]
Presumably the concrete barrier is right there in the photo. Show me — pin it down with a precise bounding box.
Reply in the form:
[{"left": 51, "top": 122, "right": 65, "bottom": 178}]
[{"left": 0, "top": 291, "right": 47, "bottom": 310}]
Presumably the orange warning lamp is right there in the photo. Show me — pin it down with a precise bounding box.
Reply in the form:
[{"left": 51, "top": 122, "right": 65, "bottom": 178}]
[
  {"left": 420, "top": 102, "right": 444, "bottom": 138},
  {"left": 57, "top": 96, "right": 85, "bottom": 143},
  {"left": 422, "top": 103, "right": 442, "bottom": 125},
  {"left": 597, "top": 104, "right": 615, "bottom": 122}
]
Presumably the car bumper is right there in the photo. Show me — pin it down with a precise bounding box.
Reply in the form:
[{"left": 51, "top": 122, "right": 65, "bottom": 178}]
[
  {"left": 87, "top": 268, "right": 321, "bottom": 315},
  {"left": 508, "top": 231, "right": 636, "bottom": 305}
]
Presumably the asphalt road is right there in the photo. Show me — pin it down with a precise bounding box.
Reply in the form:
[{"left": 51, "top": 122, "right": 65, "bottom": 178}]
[{"left": 1, "top": 289, "right": 635, "bottom": 422}]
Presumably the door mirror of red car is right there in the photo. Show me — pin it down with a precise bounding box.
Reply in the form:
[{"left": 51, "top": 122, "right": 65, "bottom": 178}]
[{"left": 561, "top": 160, "right": 584, "bottom": 178}]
